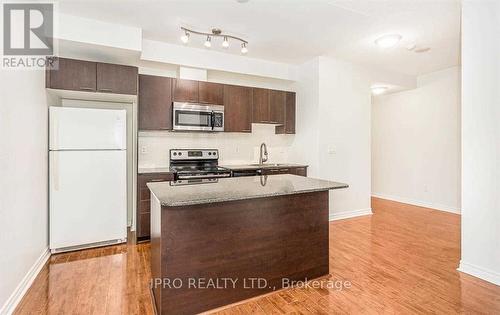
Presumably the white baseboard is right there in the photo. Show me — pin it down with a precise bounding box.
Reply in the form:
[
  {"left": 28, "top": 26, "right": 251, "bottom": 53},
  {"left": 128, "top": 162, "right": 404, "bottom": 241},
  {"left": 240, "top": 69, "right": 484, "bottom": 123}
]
[
  {"left": 371, "top": 193, "right": 461, "bottom": 214},
  {"left": 0, "top": 248, "right": 51, "bottom": 315},
  {"left": 329, "top": 208, "right": 373, "bottom": 221},
  {"left": 458, "top": 261, "right": 500, "bottom": 286}
]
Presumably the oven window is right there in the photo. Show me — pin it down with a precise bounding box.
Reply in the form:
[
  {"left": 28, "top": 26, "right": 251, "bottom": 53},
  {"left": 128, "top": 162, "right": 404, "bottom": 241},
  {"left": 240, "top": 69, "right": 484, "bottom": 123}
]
[{"left": 175, "top": 110, "right": 211, "bottom": 127}]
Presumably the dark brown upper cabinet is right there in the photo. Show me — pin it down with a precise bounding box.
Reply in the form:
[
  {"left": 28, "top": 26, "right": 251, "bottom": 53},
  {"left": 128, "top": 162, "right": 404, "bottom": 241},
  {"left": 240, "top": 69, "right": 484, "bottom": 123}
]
[
  {"left": 138, "top": 75, "right": 172, "bottom": 130},
  {"left": 284, "top": 92, "right": 296, "bottom": 134},
  {"left": 46, "top": 57, "right": 138, "bottom": 95},
  {"left": 276, "top": 91, "right": 296, "bottom": 134},
  {"left": 96, "top": 63, "right": 138, "bottom": 95},
  {"left": 252, "top": 88, "right": 270, "bottom": 123},
  {"left": 199, "top": 82, "right": 224, "bottom": 105},
  {"left": 46, "top": 57, "right": 96, "bottom": 92},
  {"left": 224, "top": 85, "right": 253, "bottom": 133},
  {"left": 269, "top": 89, "right": 286, "bottom": 125},
  {"left": 172, "top": 79, "right": 199, "bottom": 103}
]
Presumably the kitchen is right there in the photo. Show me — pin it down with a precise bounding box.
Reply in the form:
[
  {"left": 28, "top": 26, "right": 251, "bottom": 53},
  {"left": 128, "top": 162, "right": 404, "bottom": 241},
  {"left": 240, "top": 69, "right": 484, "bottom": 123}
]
[
  {"left": 43, "top": 56, "right": 348, "bottom": 313},
  {"left": 2, "top": 1, "right": 500, "bottom": 314}
]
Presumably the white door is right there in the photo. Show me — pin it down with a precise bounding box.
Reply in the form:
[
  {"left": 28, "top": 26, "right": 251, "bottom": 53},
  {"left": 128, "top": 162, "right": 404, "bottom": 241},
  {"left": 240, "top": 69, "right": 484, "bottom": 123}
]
[
  {"left": 49, "top": 107, "right": 126, "bottom": 150},
  {"left": 50, "top": 150, "right": 127, "bottom": 250}
]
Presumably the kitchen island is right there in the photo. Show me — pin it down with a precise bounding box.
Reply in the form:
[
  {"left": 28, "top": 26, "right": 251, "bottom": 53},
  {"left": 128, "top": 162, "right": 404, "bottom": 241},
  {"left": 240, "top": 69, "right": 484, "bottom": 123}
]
[{"left": 147, "top": 174, "right": 348, "bottom": 315}]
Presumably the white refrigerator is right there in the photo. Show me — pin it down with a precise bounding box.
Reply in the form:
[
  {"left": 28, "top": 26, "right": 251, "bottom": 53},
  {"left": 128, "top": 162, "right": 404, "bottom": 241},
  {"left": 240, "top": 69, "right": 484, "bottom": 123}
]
[{"left": 49, "top": 106, "right": 127, "bottom": 253}]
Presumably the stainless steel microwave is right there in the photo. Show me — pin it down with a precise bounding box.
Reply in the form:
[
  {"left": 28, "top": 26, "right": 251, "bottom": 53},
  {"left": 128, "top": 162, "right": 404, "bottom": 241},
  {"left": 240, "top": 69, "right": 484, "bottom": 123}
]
[{"left": 172, "top": 102, "right": 224, "bottom": 132}]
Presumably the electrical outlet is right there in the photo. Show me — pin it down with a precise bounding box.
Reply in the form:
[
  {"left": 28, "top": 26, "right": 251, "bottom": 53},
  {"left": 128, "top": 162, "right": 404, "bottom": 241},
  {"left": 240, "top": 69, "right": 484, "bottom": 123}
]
[{"left": 140, "top": 146, "right": 148, "bottom": 154}]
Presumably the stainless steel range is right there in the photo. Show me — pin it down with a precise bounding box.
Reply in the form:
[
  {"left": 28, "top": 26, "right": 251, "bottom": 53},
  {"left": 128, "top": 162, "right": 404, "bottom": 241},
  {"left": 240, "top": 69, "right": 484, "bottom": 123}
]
[{"left": 169, "top": 149, "right": 231, "bottom": 181}]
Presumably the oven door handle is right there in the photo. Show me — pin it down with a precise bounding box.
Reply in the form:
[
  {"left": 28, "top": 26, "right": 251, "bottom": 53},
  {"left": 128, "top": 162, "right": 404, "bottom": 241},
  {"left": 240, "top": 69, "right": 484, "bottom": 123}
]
[{"left": 177, "top": 173, "right": 231, "bottom": 180}]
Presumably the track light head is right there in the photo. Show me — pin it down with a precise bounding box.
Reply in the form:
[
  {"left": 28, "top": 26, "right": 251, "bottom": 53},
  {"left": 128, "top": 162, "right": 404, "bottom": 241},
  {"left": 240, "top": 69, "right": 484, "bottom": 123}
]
[
  {"left": 180, "top": 31, "right": 190, "bottom": 44},
  {"left": 204, "top": 36, "right": 212, "bottom": 48},
  {"left": 241, "top": 43, "right": 248, "bottom": 54},
  {"left": 222, "top": 36, "right": 229, "bottom": 49}
]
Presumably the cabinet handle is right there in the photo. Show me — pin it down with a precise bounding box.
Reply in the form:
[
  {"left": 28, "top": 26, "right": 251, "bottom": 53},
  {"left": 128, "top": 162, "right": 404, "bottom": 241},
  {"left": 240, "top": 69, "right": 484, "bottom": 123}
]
[
  {"left": 99, "top": 88, "right": 113, "bottom": 92},
  {"left": 80, "top": 87, "right": 94, "bottom": 91},
  {"left": 149, "top": 179, "right": 165, "bottom": 182},
  {"left": 241, "top": 129, "right": 251, "bottom": 132},
  {"left": 280, "top": 169, "right": 289, "bottom": 172}
]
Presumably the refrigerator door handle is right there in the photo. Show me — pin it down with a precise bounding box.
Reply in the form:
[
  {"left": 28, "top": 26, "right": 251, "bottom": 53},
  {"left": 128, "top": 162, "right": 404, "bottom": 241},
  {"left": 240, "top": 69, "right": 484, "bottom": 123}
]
[
  {"left": 52, "top": 153, "right": 59, "bottom": 191},
  {"left": 50, "top": 108, "right": 59, "bottom": 150}
]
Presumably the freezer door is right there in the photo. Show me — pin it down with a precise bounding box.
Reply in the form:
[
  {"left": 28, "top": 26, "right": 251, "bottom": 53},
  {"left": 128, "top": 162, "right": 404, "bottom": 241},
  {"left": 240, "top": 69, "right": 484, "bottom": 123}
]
[
  {"left": 49, "top": 107, "right": 126, "bottom": 150},
  {"left": 50, "top": 150, "right": 127, "bottom": 250}
]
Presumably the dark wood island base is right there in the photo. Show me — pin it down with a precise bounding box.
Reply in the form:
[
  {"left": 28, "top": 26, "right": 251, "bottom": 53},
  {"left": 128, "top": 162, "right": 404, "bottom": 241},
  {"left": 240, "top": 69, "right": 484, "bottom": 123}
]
[{"left": 150, "top": 191, "right": 330, "bottom": 315}]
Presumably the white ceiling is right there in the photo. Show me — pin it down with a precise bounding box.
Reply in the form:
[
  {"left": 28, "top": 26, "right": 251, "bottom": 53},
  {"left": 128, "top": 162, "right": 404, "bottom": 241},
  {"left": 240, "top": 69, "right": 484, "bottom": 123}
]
[{"left": 58, "top": 0, "right": 461, "bottom": 76}]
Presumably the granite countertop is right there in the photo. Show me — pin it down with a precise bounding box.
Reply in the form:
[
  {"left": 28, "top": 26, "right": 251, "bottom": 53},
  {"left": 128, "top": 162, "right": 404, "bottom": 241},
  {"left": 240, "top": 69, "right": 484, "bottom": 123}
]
[
  {"left": 221, "top": 163, "right": 309, "bottom": 171},
  {"left": 147, "top": 174, "right": 348, "bottom": 207},
  {"left": 138, "top": 167, "right": 173, "bottom": 174}
]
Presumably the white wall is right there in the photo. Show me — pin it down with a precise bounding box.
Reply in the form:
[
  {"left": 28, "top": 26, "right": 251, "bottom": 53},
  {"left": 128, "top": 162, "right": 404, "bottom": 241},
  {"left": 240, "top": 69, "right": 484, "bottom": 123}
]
[
  {"left": 0, "top": 70, "right": 49, "bottom": 313},
  {"left": 289, "top": 59, "right": 320, "bottom": 175},
  {"left": 318, "top": 57, "right": 372, "bottom": 218},
  {"left": 371, "top": 67, "right": 461, "bottom": 213},
  {"left": 290, "top": 56, "right": 372, "bottom": 219},
  {"left": 459, "top": 0, "right": 500, "bottom": 285},
  {"left": 139, "top": 124, "right": 294, "bottom": 167}
]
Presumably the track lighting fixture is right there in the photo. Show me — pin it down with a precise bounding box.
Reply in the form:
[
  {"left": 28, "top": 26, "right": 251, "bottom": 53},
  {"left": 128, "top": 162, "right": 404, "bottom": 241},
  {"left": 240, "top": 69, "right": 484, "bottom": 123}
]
[{"left": 180, "top": 27, "right": 248, "bottom": 54}]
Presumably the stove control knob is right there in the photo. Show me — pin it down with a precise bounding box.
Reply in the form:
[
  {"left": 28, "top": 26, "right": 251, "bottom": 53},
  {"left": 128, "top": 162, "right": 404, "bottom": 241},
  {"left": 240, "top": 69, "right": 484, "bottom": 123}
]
[
  {"left": 173, "top": 152, "right": 177, "bottom": 156},
  {"left": 179, "top": 152, "right": 182, "bottom": 156},
  {"left": 208, "top": 152, "right": 212, "bottom": 156}
]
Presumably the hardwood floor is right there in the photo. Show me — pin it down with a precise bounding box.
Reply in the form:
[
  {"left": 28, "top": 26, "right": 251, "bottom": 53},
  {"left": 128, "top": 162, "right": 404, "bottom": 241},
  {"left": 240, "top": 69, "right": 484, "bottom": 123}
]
[{"left": 14, "top": 198, "right": 500, "bottom": 314}]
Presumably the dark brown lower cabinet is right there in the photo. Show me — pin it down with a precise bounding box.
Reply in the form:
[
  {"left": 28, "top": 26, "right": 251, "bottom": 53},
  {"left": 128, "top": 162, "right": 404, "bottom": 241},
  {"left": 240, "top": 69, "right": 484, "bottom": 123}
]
[
  {"left": 293, "top": 167, "right": 307, "bottom": 177},
  {"left": 150, "top": 191, "right": 329, "bottom": 314},
  {"left": 137, "top": 173, "right": 174, "bottom": 240},
  {"left": 262, "top": 167, "right": 307, "bottom": 177}
]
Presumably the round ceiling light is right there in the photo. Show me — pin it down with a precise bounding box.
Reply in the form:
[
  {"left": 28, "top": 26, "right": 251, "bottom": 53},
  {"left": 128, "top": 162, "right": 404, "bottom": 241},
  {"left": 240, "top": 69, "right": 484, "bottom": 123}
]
[
  {"left": 375, "top": 34, "right": 402, "bottom": 48},
  {"left": 371, "top": 86, "right": 389, "bottom": 95},
  {"left": 415, "top": 47, "right": 431, "bottom": 53}
]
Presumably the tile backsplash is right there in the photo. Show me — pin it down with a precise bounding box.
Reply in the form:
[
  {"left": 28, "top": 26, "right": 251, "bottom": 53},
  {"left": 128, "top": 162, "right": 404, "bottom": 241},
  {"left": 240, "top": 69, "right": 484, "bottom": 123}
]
[{"left": 138, "top": 124, "right": 295, "bottom": 168}]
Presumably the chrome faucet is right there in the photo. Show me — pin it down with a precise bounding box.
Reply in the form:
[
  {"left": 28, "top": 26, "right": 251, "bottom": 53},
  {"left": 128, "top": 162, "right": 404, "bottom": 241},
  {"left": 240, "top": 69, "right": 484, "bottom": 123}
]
[{"left": 259, "top": 142, "right": 268, "bottom": 165}]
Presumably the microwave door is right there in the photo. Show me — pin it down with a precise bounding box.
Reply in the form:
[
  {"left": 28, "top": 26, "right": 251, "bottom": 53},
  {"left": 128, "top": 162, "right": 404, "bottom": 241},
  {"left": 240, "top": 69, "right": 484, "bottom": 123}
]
[{"left": 174, "top": 110, "right": 212, "bottom": 131}]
